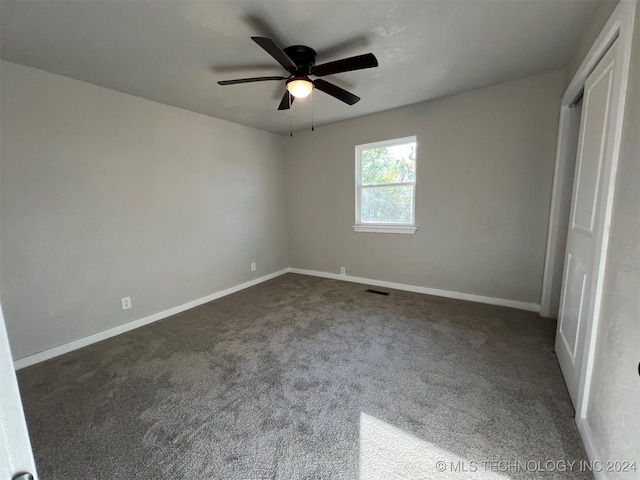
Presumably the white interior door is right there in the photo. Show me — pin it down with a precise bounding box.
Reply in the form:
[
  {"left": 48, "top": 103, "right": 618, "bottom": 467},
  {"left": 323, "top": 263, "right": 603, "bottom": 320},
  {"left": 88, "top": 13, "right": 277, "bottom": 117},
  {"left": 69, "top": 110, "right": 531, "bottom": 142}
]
[
  {"left": 555, "top": 40, "right": 618, "bottom": 408},
  {"left": 0, "top": 303, "right": 38, "bottom": 480}
]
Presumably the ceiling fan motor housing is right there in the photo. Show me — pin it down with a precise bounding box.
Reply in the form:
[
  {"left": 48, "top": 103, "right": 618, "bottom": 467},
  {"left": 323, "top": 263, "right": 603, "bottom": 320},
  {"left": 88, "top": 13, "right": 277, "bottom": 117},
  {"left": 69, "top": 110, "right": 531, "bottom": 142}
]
[{"left": 283, "top": 45, "right": 317, "bottom": 75}]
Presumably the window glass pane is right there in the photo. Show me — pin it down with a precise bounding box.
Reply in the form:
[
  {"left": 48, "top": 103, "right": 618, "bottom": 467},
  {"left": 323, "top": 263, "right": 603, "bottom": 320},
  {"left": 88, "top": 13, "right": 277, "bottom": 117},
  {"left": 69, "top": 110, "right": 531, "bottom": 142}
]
[
  {"left": 361, "top": 185, "right": 413, "bottom": 224},
  {"left": 361, "top": 142, "right": 416, "bottom": 185}
]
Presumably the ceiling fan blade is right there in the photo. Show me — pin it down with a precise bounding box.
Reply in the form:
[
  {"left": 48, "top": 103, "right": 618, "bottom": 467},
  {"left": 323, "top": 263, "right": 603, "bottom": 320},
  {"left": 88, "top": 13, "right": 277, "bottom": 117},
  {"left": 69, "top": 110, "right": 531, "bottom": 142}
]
[
  {"left": 313, "top": 79, "right": 360, "bottom": 105},
  {"left": 312, "top": 53, "right": 378, "bottom": 77},
  {"left": 252, "top": 37, "right": 298, "bottom": 72},
  {"left": 217, "top": 76, "right": 286, "bottom": 86},
  {"left": 278, "top": 91, "right": 295, "bottom": 110}
]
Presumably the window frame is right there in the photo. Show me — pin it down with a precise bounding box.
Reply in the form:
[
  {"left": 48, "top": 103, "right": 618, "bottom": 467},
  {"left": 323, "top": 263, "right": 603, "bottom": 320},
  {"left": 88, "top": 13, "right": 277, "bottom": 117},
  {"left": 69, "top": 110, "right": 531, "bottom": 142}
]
[{"left": 354, "top": 135, "right": 418, "bottom": 234}]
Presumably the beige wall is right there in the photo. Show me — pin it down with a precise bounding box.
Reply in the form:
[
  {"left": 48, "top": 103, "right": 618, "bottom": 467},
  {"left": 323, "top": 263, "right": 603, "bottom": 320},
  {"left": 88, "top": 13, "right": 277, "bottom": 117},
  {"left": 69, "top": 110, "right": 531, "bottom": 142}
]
[
  {"left": 284, "top": 70, "right": 564, "bottom": 304},
  {"left": 586, "top": 2, "right": 640, "bottom": 469},
  {"left": 0, "top": 61, "right": 288, "bottom": 359}
]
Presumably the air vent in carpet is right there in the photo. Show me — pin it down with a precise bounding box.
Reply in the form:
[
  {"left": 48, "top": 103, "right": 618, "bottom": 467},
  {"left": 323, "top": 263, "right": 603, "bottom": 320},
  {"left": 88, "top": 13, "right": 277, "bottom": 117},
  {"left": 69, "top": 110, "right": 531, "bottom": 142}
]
[{"left": 365, "top": 289, "right": 390, "bottom": 296}]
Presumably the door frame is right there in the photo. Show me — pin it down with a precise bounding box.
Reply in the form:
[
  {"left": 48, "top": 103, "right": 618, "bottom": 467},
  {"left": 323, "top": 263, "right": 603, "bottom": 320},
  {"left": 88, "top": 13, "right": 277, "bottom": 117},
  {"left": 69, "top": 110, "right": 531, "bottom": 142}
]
[
  {"left": 0, "top": 305, "right": 39, "bottom": 479},
  {"left": 540, "top": 0, "right": 636, "bottom": 427}
]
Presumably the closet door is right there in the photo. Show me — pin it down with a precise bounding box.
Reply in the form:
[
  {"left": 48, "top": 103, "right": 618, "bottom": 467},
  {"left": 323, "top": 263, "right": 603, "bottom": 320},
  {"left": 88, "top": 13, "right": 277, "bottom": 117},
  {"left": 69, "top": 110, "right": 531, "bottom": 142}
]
[{"left": 555, "top": 40, "right": 618, "bottom": 407}]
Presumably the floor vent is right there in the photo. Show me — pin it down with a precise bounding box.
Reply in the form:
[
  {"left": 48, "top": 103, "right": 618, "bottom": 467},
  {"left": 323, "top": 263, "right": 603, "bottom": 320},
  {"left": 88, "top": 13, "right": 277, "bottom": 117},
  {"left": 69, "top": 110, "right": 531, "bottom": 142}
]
[{"left": 365, "top": 289, "right": 390, "bottom": 296}]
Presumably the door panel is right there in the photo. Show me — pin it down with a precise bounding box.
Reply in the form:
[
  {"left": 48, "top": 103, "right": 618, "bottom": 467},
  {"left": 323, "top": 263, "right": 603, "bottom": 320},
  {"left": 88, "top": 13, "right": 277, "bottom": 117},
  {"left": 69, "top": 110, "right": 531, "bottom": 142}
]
[
  {"left": 555, "top": 40, "right": 617, "bottom": 408},
  {"left": 558, "top": 254, "right": 588, "bottom": 361},
  {"left": 570, "top": 66, "right": 613, "bottom": 235}
]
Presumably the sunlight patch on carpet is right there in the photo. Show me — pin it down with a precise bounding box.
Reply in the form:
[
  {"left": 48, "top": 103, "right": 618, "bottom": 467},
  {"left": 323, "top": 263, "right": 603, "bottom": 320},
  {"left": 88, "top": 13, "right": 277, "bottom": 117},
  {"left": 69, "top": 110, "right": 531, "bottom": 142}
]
[{"left": 359, "top": 412, "right": 511, "bottom": 480}]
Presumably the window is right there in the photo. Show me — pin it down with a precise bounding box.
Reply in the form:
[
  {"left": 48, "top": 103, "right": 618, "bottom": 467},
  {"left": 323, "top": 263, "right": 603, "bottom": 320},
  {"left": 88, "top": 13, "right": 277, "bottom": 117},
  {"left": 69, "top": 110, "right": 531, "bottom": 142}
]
[{"left": 354, "top": 136, "right": 417, "bottom": 234}]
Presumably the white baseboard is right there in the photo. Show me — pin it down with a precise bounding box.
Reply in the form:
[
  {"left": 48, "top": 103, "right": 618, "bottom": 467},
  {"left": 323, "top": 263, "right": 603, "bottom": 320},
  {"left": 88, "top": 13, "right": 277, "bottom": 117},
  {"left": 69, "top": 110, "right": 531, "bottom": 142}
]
[
  {"left": 288, "top": 268, "right": 540, "bottom": 312},
  {"left": 14, "top": 267, "right": 540, "bottom": 370},
  {"left": 13, "top": 269, "right": 289, "bottom": 370},
  {"left": 577, "top": 418, "right": 607, "bottom": 480}
]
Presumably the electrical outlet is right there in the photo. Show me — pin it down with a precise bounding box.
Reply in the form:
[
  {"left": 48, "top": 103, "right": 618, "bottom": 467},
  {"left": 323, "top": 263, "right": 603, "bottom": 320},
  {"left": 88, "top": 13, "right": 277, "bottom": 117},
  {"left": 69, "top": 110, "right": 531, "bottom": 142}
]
[
  {"left": 251, "top": 262, "right": 256, "bottom": 272},
  {"left": 121, "top": 296, "right": 132, "bottom": 310},
  {"left": 340, "top": 267, "right": 346, "bottom": 275}
]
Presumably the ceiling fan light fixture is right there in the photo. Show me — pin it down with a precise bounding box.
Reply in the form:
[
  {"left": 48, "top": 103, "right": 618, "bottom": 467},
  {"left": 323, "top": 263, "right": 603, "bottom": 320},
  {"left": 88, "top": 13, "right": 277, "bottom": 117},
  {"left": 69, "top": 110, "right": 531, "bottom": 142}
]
[{"left": 287, "top": 78, "right": 313, "bottom": 99}]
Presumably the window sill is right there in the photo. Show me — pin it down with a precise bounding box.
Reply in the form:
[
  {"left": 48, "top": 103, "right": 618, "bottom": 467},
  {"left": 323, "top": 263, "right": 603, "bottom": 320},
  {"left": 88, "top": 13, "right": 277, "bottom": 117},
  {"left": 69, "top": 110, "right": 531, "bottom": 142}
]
[{"left": 352, "top": 225, "right": 417, "bottom": 234}]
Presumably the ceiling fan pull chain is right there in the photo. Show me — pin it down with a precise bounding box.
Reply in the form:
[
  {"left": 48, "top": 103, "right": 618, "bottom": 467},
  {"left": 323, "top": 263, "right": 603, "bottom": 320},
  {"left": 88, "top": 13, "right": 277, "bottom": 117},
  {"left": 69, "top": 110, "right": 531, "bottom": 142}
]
[
  {"left": 289, "top": 93, "right": 293, "bottom": 137},
  {"left": 311, "top": 89, "right": 315, "bottom": 132}
]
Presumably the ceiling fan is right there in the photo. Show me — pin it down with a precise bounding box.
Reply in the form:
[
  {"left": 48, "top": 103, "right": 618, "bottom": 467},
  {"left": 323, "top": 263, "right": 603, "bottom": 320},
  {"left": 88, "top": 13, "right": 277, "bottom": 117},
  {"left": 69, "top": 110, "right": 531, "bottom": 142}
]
[{"left": 217, "top": 37, "right": 378, "bottom": 110}]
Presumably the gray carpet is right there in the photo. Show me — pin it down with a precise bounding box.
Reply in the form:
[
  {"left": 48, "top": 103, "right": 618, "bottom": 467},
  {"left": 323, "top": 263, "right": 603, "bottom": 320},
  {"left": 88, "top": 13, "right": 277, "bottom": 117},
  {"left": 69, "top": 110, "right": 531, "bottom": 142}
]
[{"left": 17, "top": 273, "right": 589, "bottom": 479}]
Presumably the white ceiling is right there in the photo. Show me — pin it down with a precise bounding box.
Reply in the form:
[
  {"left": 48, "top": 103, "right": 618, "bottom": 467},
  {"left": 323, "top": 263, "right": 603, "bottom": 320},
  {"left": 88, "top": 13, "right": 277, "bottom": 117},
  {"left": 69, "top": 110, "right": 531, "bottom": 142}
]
[{"left": 1, "top": 0, "right": 601, "bottom": 134}]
